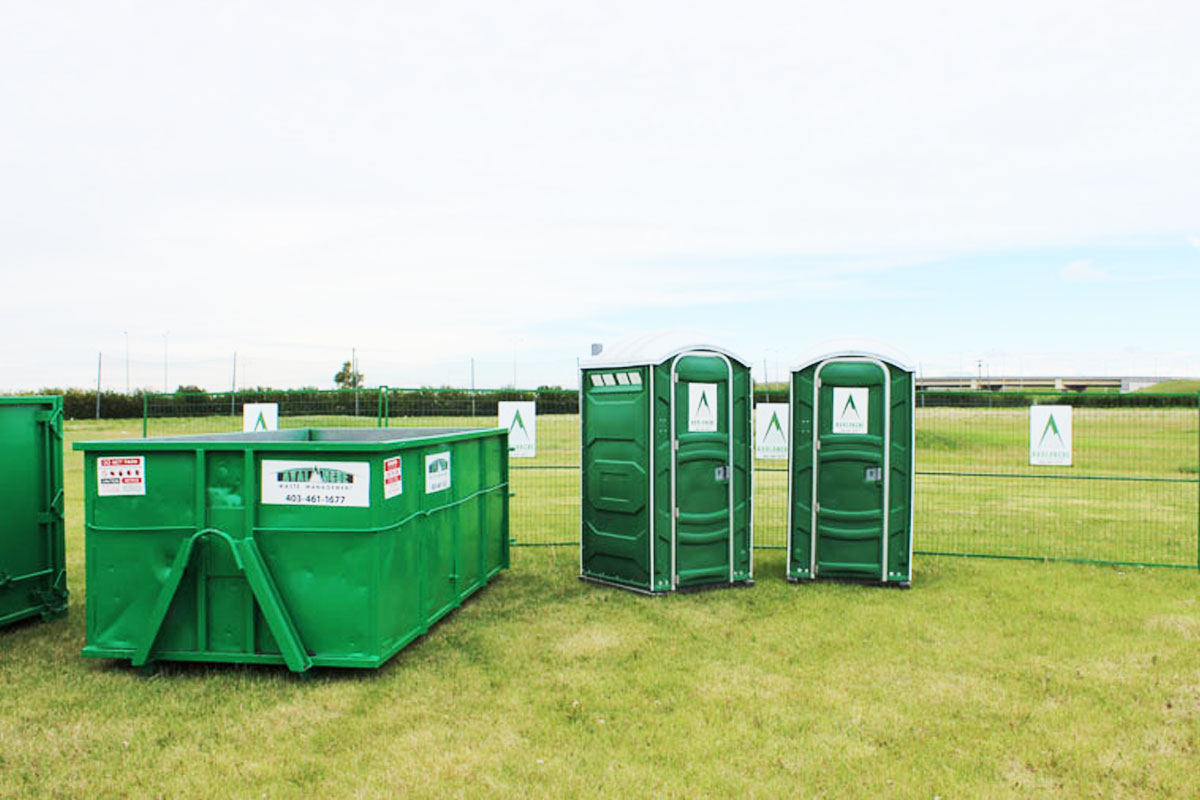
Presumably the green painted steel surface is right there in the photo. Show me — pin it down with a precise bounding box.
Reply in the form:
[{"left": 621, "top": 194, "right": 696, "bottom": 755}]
[
  {"left": 581, "top": 353, "right": 752, "bottom": 593},
  {"left": 74, "top": 427, "right": 508, "bottom": 671},
  {"left": 789, "top": 358, "right": 914, "bottom": 584},
  {"left": 580, "top": 366, "right": 653, "bottom": 589},
  {"left": 0, "top": 396, "right": 68, "bottom": 627},
  {"left": 673, "top": 355, "right": 735, "bottom": 586}
]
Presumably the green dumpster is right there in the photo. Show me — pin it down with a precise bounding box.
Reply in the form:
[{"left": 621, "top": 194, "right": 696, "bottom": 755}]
[
  {"left": 74, "top": 427, "right": 508, "bottom": 672},
  {"left": 787, "top": 340, "right": 915, "bottom": 585},
  {"left": 579, "top": 332, "right": 753, "bottom": 594},
  {"left": 0, "top": 396, "right": 67, "bottom": 627}
]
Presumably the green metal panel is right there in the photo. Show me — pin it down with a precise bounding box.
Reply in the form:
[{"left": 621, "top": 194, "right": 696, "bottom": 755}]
[
  {"left": 580, "top": 353, "right": 752, "bottom": 594},
  {"left": 74, "top": 427, "right": 508, "bottom": 672},
  {"left": 673, "top": 355, "right": 734, "bottom": 587},
  {"left": 728, "top": 360, "right": 753, "bottom": 582},
  {"left": 789, "top": 358, "right": 914, "bottom": 585},
  {"left": 579, "top": 367, "right": 653, "bottom": 590},
  {"left": 0, "top": 396, "right": 68, "bottom": 627}
]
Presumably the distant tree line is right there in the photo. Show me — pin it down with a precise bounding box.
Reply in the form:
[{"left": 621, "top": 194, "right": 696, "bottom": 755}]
[
  {"left": 9, "top": 386, "right": 584, "bottom": 420},
  {"left": 2, "top": 386, "right": 1194, "bottom": 421}
]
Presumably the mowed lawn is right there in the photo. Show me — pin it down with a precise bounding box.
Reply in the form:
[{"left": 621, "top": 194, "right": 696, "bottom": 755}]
[{"left": 0, "top": 416, "right": 1198, "bottom": 797}]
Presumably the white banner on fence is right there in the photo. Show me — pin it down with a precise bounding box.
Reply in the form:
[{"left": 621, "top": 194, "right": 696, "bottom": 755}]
[
  {"left": 755, "top": 403, "right": 789, "bottom": 459},
  {"left": 499, "top": 401, "right": 537, "bottom": 458},
  {"left": 1029, "top": 405, "right": 1073, "bottom": 466},
  {"left": 243, "top": 403, "right": 279, "bottom": 432}
]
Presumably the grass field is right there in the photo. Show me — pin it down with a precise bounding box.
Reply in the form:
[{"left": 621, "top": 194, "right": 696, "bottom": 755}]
[
  {"left": 2, "top": 415, "right": 1197, "bottom": 796},
  {"left": 1139, "top": 380, "right": 1200, "bottom": 394}
]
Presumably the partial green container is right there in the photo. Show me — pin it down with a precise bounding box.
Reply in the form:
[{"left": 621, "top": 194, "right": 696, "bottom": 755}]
[
  {"left": 74, "top": 427, "right": 508, "bottom": 672},
  {"left": 787, "top": 340, "right": 915, "bottom": 585},
  {"left": 579, "top": 332, "right": 753, "bottom": 594},
  {"left": 0, "top": 396, "right": 68, "bottom": 627}
]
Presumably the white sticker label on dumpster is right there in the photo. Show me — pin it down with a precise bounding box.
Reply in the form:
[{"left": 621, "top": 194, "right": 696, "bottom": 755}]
[
  {"left": 98, "top": 456, "right": 147, "bottom": 496},
  {"left": 688, "top": 383, "right": 718, "bottom": 432},
  {"left": 425, "top": 451, "right": 451, "bottom": 493},
  {"left": 383, "top": 456, "right": 404, "bottom": 499},
  {"left": 832, "top": 387, "right": 869, "bottom": 434},
  {"left": 261, "top": 459, "right": 370, "bottom": 507}
]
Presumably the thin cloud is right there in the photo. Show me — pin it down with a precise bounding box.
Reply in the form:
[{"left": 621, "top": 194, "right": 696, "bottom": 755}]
[{"left": 1060, "top": 259, "right": 1108, "bottom": 281}]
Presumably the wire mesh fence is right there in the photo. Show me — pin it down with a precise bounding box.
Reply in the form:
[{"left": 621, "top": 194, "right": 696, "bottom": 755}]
[
  {"left": 912, "top": 393, "right": 1199, "bottom": 568},
  {"left": 140, "top": 388, "right": 1200, "bottom": 568}
]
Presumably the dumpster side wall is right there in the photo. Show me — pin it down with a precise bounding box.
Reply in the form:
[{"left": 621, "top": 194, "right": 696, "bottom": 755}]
[
  {"left": 0, "top": 396, "right": 67, "bottom": 627},
  {"left": 80, "top": 429, "right": 508, "bottom": 670}
]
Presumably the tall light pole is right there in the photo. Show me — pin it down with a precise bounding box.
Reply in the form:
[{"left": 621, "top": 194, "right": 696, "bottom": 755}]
[
  {"left": 163, "top": 332, "right": 169, "bottom": 392},
  {"left": 124, "top": 331, "right": 130, "bottom": 394}
]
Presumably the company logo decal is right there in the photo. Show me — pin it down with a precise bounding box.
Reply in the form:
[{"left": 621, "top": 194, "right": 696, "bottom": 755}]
[
  {"left": 425, "top": 451, "right": 452, "bottom": 493},
  {"left": 832, "top": 387, "right": 869, "bottom": 434},
  {"left": 261, "top": 459, "right": 370, "bottom": 507},
  {"left": 688, "top": 383, "right": 718, "bottom": 432}
]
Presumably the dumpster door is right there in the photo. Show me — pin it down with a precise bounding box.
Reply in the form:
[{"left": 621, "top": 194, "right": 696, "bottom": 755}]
[
  {"left": 670, "top": 352, "right": 734, "bottom": 589},
  {"left": 811, "top": 359, "right": 890, "bottom": 580},
  {"left": 0, "top": 397, "right": 66, "bottom": 627}
]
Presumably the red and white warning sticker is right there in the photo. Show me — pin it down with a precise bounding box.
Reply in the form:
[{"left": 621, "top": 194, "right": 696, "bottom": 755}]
[
  {"left": 383, "top": 456, "right": 404, "bottom": 499},
  {"left": 98, "top": 455, "right": 146, "bottom": 497}
]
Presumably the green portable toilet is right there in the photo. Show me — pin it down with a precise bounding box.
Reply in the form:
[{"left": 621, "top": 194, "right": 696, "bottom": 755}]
[
  {"left": 74, "top": 427, "right": 508, "bottom": 672},
  {"left": 0, "top": 396, "right": 68, "bottom": 627},
  {"left": 787, "top": 340, "right": 914, "bottom": 585},
  {"left": 579, "top": 332, "right": 753, "bottom": 593}
]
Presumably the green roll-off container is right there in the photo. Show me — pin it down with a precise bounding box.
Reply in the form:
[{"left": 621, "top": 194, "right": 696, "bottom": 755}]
[
  {"left": 579, "top": 332, "right": 753, "bottom": 594},
  {"left": 787, "top": 340, "right": 915, "bottom": 585},
  {"left": 0, "top": 396, "right": 68, "bottom": 627},
  {"left": 74, "top": 427, "right": 508, "bottom": 672}
]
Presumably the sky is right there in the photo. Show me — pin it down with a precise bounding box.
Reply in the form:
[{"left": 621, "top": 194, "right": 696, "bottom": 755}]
[{"left": 2, "top": 1, "right": 1198, "bottom": 392}]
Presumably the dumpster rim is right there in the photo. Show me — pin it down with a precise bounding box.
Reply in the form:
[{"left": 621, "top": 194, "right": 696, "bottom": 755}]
[{"left": 73, "top": 426, "right": 507, "bottom": 452}]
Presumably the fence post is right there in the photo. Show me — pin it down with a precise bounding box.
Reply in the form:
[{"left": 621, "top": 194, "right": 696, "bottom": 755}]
[
  {"left": 377, "top": 387, "right": 389, "bottom": 429},
  {"left": 142, "top": 393, "right": 148, "bottom": 438}
]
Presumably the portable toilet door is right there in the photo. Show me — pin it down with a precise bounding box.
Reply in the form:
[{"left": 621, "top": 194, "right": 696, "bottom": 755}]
[
  {"left": 787, "top": 340, "right": 915, "bottom": 585},
  {"left": 579, "top": 331, "right": 753, "bottom": 593}
]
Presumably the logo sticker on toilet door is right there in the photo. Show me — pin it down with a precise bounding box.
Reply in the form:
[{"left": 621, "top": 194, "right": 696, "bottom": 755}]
[
  {"left": 832, "top": 387, "right": 869, "bottom": 434},
  {"left": 688, "top": 383, "right": 718, "bottom": 432}
]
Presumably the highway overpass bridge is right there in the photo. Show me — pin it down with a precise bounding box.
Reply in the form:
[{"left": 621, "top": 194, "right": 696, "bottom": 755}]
[{"left": 916, "top": 376, "right": 1170, "bottom": 393}]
